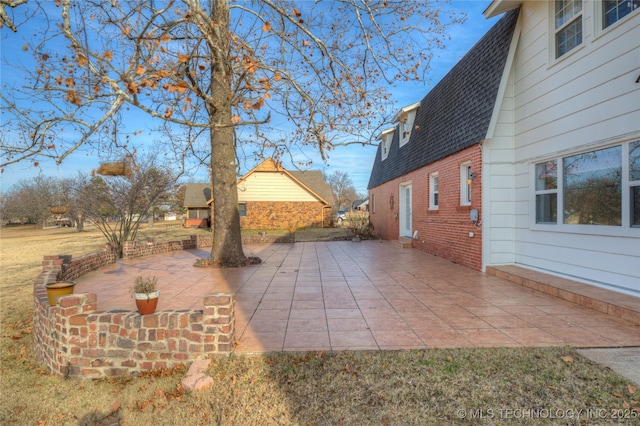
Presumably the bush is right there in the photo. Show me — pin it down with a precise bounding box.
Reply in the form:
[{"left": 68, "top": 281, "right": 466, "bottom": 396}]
[{"left": 344, "top": 212, "right": 373, "bottom": 239}]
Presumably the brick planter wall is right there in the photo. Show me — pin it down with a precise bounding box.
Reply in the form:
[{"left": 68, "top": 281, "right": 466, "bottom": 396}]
[
  {"left": 33, "top": 235, "right": 238, "bottom": 379},
  {"left": 122, "top": 235, "right": 213, "bottom": 259}
]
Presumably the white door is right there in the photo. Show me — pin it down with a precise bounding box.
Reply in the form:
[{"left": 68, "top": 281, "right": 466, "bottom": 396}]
[{"left": 399, "top": 183, "right": 412, "bottom": 238}]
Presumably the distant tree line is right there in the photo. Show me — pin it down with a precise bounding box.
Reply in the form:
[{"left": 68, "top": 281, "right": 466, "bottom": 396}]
[{"left": 0, "top": 156, "right": 182, "bottom": 257}]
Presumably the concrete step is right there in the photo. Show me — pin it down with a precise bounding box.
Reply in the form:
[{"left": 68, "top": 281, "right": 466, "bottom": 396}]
[{"left": 394, "top": 237, "right": 413, "bottom": 248}]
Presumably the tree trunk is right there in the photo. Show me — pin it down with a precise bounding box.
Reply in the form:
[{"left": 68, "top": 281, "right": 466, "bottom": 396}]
[{"left": 208, "top": 0, "right": 246, "bottom": 266}]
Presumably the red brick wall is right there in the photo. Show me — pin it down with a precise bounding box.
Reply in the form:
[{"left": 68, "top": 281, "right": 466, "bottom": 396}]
[
  {"left": 239, "top": 201, "right": 331, "bottom": 229},
  {"left": 33, "top": 236, "right": 237, "bottom": 379},
  {"left": 369, "top": 145, "right": 483, "bottom": 270}
]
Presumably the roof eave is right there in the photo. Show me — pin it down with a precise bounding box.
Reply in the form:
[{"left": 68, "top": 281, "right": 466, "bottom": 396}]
[
  {"left": 484, "top": 0, "right": 521, "bottom": 18},
  {"left": 392, "top": 101, "right": 421, "bottom": 123}
]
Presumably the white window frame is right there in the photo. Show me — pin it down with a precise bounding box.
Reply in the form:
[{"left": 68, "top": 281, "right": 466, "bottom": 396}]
[
  {"left": 379, "top": 127, "right": 394, "bottom": 161},
  {"left": 599, "top": 0, "right": 640, "bottom": 30},
  {"left": 553, "top": 0, "right": 583, "bottom": 59},
  {"left": 429, "top": 173, "right": 439, "bottom": 210},
  {"left": 394, "top": 102, "right": 420, "bottom": 148},
  {"left": 630, "top": 141, "right": 640, "bottom": 227},
  {"left": 371, "top": 193, "right": 376, "bottom": 214},
  {"left": 531, "top": 140, "right": 640, "bottom": 237},
  {"left": 460, "top": 162, "right": 472, "bottom": 206},
  {"left": 534, "top": 160, "right": 559, "bottom": 224}
]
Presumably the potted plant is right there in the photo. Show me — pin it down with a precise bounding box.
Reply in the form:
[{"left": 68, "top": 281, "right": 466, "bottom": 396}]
[
  {"left": 45, "top": 281, "right": 76, "bottom": 306},
  {"left": 131, "top": 275, "right": 159, "bottom": 315}
]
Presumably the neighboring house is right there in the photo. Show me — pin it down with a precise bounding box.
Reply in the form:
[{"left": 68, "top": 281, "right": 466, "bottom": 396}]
[
  {"left": 353, "top": 198, "right": 369, "bottom": 212},
  {"left": 369, "top": 1, "right": 640, "bottom": 297},
  {"left": 183, "top": 183, "right": 211, "bottom": 228},
  {"left": 183, "top": 158, "right": 334, "bottom": 229}
]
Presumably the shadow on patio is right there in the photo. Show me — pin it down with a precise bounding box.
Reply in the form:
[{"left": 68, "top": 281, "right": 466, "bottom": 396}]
[{"left": 74, "top": 240, "right": 640, "bottom": 352}]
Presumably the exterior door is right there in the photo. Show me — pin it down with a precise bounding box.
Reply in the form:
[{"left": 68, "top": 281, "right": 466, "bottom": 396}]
[{"left": 399, "top": 183, "right": 412, "bottom": 238}]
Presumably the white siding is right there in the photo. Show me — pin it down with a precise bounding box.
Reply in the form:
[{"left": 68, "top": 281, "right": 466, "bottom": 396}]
[
  {"left": 507, "top": 2, "right": 640, "bottom": 295},
  {"left": 237, "top": 172, "right": 319, "bottom": 202}
]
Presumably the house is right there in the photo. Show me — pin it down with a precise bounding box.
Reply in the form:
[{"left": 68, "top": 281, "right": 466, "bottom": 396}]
[
  {"left": 183, "top": 158, "right": 334, "bottom": 229},
  {"left": 183, "top": 183, "right": 211, "bottom": 228},
  {"left": 368, "top": 1, "right": 640, "bottom": 297},
  {"left": 368, "top": 8, "right": 520, "bottom": 271},
  {"left": 352, "top": 198, "right": 369, "bottom": 212}
]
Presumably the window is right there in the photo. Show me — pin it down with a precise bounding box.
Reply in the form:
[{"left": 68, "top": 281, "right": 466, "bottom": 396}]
[
  {"left": 564, "top": 146, "right": 621, "bottom": 226},
  {"left": 534, "top": 143, "right": 640, "bottom": 227},
  {"left": 371, "top": 193, "right": 376, "bottom": 214},
  {"left": 555, "top": 0, "right": 582, "bottom": 58},
  {"left": 603, "top": 0, "right": 640, "bottom": 28},
  {"left": 535, "top": 161, "right": 558, "bottom": 224},
  {"left": 429, "top": 173, "right": 439, "bottom": 209},
  {"left": 460, "top": 163, "right": 472, "bottom": 206},
  {"left": 395, "top": 102, "right": 420, "bottom": 148},
  {"left": 630, "top": 141, "right": 640, "bottom": 226},
  {"left": 189, "top": 208, "right": 209, "bottom": 219},
  {"left": 379, "top": 128, "right": 394, "bottom": 161},
  {"left": 238, "top": 203, "right": 246, "bottom": 217}
]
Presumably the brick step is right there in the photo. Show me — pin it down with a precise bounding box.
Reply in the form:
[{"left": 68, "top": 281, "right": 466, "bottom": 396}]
[{"left": 394, "top": 237, "right": 413, "bottom": 248}]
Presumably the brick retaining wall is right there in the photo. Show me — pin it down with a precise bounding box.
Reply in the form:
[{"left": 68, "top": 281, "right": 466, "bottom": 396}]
[{"left": 33, "top": 235, "right": 238, "bottom": 379}]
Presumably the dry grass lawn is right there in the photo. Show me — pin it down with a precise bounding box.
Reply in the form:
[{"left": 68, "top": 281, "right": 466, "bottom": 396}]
[{"left": 1, "top": 224, "right": 638, "bottom": 425}]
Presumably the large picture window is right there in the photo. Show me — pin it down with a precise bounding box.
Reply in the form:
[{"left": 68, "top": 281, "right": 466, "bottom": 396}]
[
  {"left": 535, "top": 143, "right": 640, "bottom": 227},
  {"left": 563, "top": 146, "right": 621, "bottom": 226},
  {"left": 555, "top": 0, "right": 582, "bottom": 58}
]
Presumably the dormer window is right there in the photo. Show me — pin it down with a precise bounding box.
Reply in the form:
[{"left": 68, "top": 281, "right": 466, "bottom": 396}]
[
  {"left": 394, "top": 102, "right": 420, "bottom": 148},
  {"left": 379, "top": 127, "right": 395, "bottom": 161}
]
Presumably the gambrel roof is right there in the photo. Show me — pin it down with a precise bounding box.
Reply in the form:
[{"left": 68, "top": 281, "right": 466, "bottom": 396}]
[{"left": 368, "top": 8, "right": 520, "bottom": 189}]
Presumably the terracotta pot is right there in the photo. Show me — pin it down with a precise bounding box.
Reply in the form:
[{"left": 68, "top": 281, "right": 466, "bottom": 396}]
[
  {"left": 45, "top": 281, "right": 76, "bottom": 306},
  {"left": 134, "top": 290, "right": 159, "bottom": 314}
]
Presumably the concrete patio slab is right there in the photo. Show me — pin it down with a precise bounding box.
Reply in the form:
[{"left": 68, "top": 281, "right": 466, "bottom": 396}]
[{"left": 73, "top": 241, "right": 640, "bottom": 354}]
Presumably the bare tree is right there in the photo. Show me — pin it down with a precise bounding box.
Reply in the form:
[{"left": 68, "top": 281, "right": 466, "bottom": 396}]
[
  {"left": 6, "top": 175, "right": 60, "bottom": 227},
  {"left": 60, "top": 171, "right": 93, "bottom": 231},
  {"left": 84, "top": 156, "right": 175, "bottom": 257},
  {"left": 327, "top": 170, "right": 358, "bottom": 211},
  {"left": 1, "top": 0, "right": 463, "bottom": 265}
]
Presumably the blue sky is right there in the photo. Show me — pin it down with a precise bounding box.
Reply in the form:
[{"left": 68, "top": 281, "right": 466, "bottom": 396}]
[{"left": 0, "top": 1, "right": 499, "bottom": 195}]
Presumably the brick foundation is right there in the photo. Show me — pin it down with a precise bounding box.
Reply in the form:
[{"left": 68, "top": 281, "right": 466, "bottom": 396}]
[{"left": 33, "top": 235, "right": 237, "bottom": 379}]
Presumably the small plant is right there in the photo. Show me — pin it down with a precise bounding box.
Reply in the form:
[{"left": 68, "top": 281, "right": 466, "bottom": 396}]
[{"left": 132, "top": 275, "right": 157, "bottom": 294}]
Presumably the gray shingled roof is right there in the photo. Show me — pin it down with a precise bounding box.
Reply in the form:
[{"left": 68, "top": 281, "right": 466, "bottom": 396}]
[
  {"left": 183, "top": 183, "right": 211, "bottom": 208},
  {"left": 289, "top": 170, "right": 335, "bottom": 205},
  {"left": 368, "top": 8, "right": 519, "bottom": 189}
]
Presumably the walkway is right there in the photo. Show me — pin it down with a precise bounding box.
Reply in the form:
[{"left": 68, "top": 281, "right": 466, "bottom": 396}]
[{"left": 74, "top": 241, "right": 640, "bottom": 353}]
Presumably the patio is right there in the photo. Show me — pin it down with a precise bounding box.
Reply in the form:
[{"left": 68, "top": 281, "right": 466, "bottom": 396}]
[{"left": 74, "top": 240, "right": 640, "bottom": 353}]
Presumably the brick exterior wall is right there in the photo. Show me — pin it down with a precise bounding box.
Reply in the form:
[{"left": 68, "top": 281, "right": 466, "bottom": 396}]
[
  {"left": 33, "top": 236, "right": 239, "bottom": 379},
  {"left": 369, "top": 145, "right": 483, "bottom": 270},
  {"left": 239, "top": 201, "right": 332, "bottom": 229}
]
